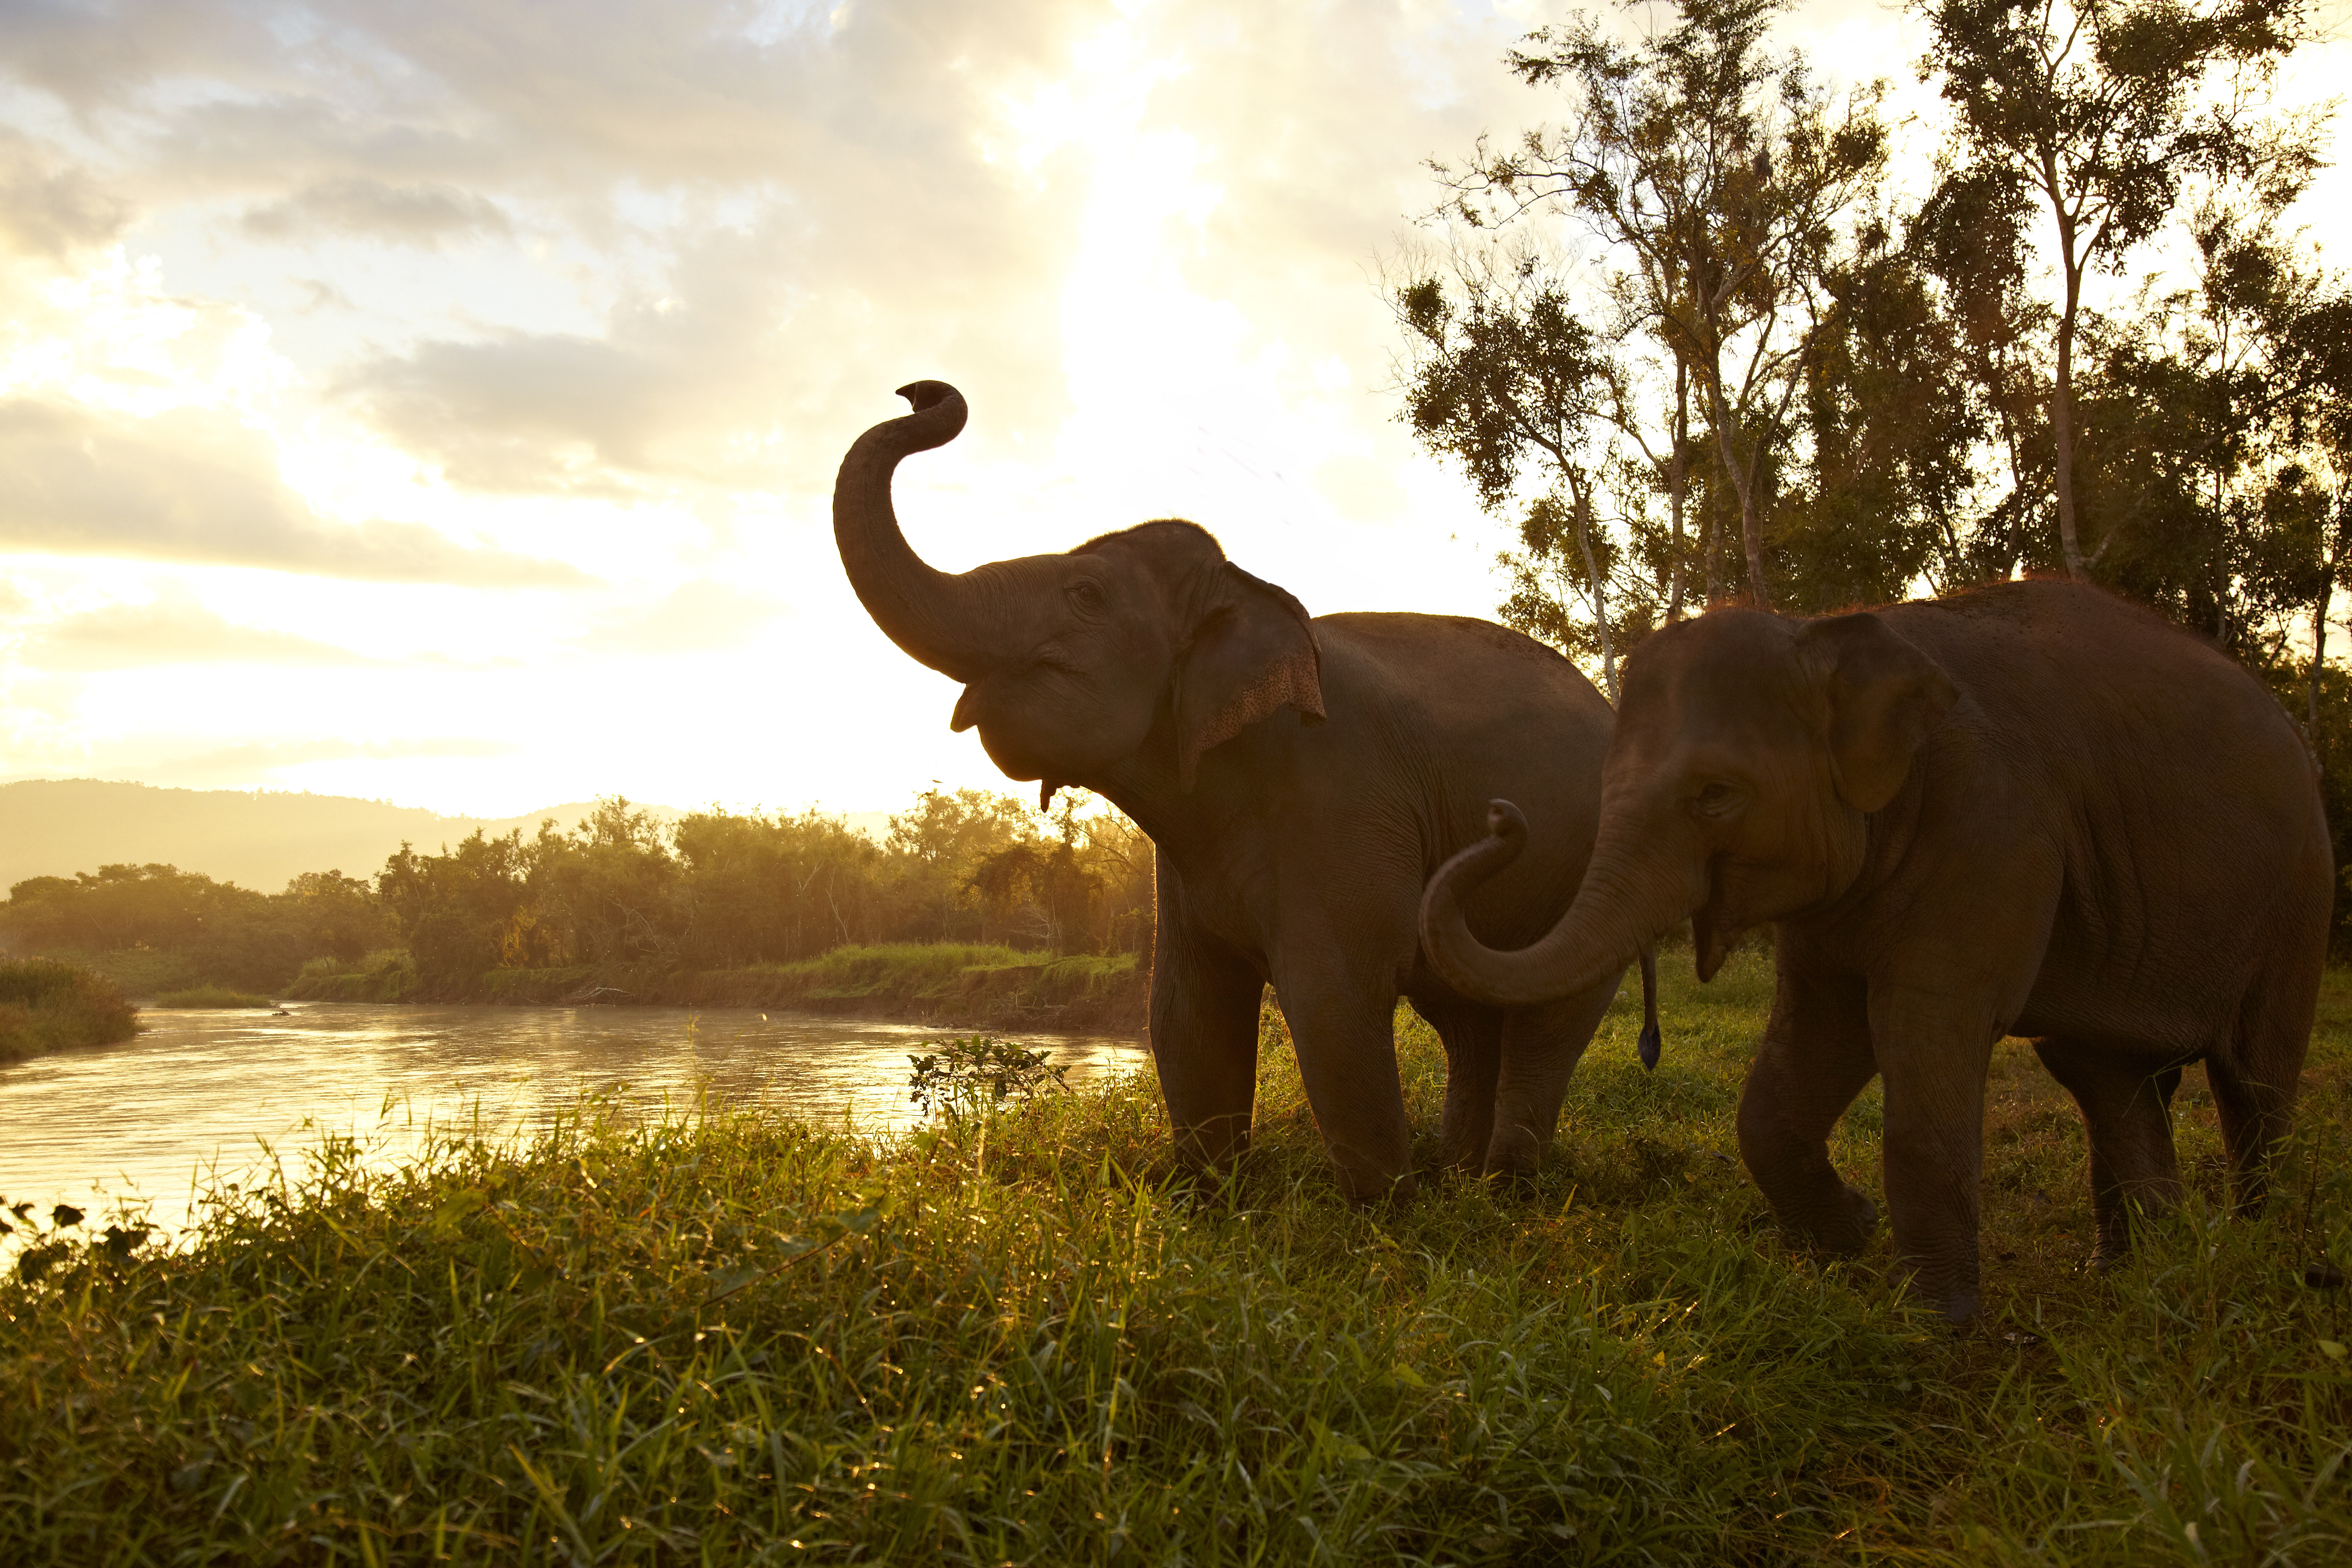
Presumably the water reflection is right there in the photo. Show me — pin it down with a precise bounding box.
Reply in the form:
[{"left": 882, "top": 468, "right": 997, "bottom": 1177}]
[{"left": 0, "top": 1002, "right": 1149, "bottom": 1243}]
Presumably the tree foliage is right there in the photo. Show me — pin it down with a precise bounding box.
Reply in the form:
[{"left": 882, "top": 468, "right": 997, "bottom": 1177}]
[
  {"left": 1917, "top": 0, "right": 2320, "bottom": 576},
  {"left": 1397, "top": 0, "right": 2343, "bottom": 703},
  {"left": 2, "top": 790, "right": 1159, "bottom": 994}
]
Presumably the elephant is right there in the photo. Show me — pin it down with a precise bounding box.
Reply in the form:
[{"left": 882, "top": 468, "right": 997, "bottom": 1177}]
[
  {"left": 834, "top": 380, "right": 1658, "bottom": 1202},
  {"left": 1417, "top": 579, "right": 2331, "bottom": 1321}
]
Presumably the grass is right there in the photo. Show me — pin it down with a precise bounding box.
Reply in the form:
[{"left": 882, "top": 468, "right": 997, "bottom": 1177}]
[
  {"left": 151, "top": 985, "right": 276, "bottom": 1009},
  {"left": 281, "top": 942, "right": 1145, "bottom": 1029},
  {"left": 686, "top": 942, "right": 1144, "bottom": 1030},
  {"left": 0, "top": 957, "right": 140, "bottom": 1065},
  {"left": 0, "top": 951, "right": 2347, "bottom": 1563}
]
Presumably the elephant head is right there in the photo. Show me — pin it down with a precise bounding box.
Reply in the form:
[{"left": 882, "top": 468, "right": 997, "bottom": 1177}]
[
  {"left": 1420, "top": 606, "right": 1957, "bottom": 1003},
  {"left": 834, "top": 381, "right": 1325, "bottom": 798}
]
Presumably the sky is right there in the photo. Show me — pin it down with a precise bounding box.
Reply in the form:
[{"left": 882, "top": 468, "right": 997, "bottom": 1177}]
[{"left": 1, "top": 0, "right": 2347, "bottom": 820}]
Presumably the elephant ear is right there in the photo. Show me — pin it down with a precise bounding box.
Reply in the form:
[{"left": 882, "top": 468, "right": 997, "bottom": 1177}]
[
  {"left": 1173, "top": 564, "right": 1324, "bottom": 787},
  {"left": 1795, "top": 612, "right": 1958, "bottom": 813}
]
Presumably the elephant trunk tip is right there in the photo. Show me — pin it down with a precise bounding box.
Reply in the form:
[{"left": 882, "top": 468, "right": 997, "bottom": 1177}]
[
  {"left": 1418, "top": 798, "right": 1537, "bottom": 998},
  {"left": 895, "top": 379, "right": 961, "bottom": 415}
]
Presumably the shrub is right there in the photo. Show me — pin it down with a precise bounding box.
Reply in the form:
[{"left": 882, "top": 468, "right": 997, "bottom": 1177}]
[{"left": 0, "top": 957, "right": 139, "bottom": 1064}]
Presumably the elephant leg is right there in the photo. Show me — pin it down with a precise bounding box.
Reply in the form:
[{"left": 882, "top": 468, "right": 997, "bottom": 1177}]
[
  {"left": 2031, "top": 1040, "right": 2185, "bottom": 1265},
  {"left": 2208, "top": 967, "right": 2316, "bottom": 1216},
  {"left": 1736, "top": 964, "right": 1880, "bottom": 1254},
  {"left": 1871, "top": 985, "right": 2002, "bottom": 1325},
  {"left": 1271, "top": 955, "right": 1416, "bottom": 1206},
  {"left": 1485, "top": 976, "right": 1619, "bottom": 1178},
  {"left": 1407, "top": 996, "right": 1501, "bottom": 1173},
  {"left": 1148, "top": 883, "right": 1266, "bottom": 1177}
]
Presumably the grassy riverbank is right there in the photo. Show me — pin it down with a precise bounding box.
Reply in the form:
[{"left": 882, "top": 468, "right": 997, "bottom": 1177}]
[
  {"left": 152, "top": 985, "right": 275, "bottom": 1009},
  {"left": 0, "top": 957, "right": 139, "bottom": 1065},
  {"left": 285, "top": 942, "right": 1147, "bottom": 1033},
  {"left": 4, "top": 953, "right": 2348, "bottom": 1563}
]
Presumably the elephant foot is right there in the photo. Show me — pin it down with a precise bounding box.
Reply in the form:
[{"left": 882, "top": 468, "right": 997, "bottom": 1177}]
[
  {"left": 1928, "top": 1283, "right": 1981, "bottom": 1327},
  {"left": 1433, "top": 1135, "right": 1488, "bottom": 1176},
  {"left": 1795, "top": 1184, "right": 1878, "bottom": 1256},
  {"left": 1335, "top": 1163, "right": 1418, "bottom": 1207},
  {"left": 1479, "top": 1123, "right": 1546, "bottom": 1183}
]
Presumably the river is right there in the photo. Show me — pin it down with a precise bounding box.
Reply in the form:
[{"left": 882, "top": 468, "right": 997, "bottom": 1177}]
[{"left": 0, "top": 1002, "right": 1149, "bottom": 1245}]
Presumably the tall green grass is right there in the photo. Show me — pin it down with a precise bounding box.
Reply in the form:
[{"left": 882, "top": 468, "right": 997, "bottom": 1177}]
[
  {"left": 2, "top": 952, "right": 2346, "bottom": 1563},
  {"left": 0, "top": 957, "right": 139, "bottom": 1065}
]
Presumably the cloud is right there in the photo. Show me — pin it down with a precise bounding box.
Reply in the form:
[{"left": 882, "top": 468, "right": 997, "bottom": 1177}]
[
  {"left": 0, "top": 129, "right": 130, "bottom": 257},
  {"left": 581, "top": 578, "right": 785, "bottom": 654},
  {"left": 0, "top": 1, "right": 1103, "bottom": 495},
  {"left": 338, "top": 195, "right": 1078, "bottom": 493},
  {"left": 0, "top": 397, "right": 593, "bottom": 585},
  {"left": 17, "top": 594, "right": 379, "bottom": 671},
  {"left": 240, "top": 177, "right": 513, "bottom": 248}
]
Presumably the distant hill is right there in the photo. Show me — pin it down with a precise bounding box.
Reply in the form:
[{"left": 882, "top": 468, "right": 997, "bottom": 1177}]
[
  {"left": 0, "top": 780, "right": 673, "bottom": 894},
  {"left": 0, "top": 780, "right": 912, "bottom": 895}
]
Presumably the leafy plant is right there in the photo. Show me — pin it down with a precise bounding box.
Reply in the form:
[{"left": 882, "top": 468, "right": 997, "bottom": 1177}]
[{"left": 906, "top": 1034, "right": 1070, "bottom": 1118}]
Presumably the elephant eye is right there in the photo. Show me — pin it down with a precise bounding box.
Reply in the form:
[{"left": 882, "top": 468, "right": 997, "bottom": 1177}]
[
  {"left": 1690, "top": 781, "right": 1742, "bottom": 818},
  {"left": 1067, "top": 580, "right": 1106, "bottom": 616}
]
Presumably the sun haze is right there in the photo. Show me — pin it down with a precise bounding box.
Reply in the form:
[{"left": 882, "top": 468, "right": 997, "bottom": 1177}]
[{"left": 2, "top": 0, "right": 2347, "bottom": 818}]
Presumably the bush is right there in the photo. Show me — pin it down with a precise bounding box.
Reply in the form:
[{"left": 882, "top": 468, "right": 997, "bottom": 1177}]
[
  {"left": 0, "top": 957, "right": 139, "bottom": 1064},
  {"left": 282, "top": 950, "right": 418, "bottom": 1003}
]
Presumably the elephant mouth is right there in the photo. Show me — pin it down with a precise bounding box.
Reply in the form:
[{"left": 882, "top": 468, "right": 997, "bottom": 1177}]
[{"left": 1692, "top": 853, "right": 1736, "bottom": 981}]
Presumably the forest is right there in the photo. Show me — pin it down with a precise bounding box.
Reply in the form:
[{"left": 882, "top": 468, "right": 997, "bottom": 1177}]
[{"left": 0, "top": 789, "right": 1155, "bottom": 998}]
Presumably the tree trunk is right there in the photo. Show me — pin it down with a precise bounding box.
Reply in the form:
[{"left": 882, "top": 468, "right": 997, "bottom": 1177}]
[
  {"left": 1703, "top": 376, "right": 1773, "bottom": 610},
  {"left": 2311, "top": 556, "right": 2335, "bottom": 744},
  {"left": 1569, "top": 472, "right": 1618, "bottom": 703},
  {"left": 1704, "top": 448, "right": 1724, "bottom": 604},
  {"left": 1666, "top": 364, "right": 1689, "bottom": 622},
  {"left": 2051, "top": 241, "right": 2086, "bottom": 578}
]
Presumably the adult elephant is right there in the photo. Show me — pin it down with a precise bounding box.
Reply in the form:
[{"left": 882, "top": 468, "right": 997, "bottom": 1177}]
[
  {"left": 836, "top": 380, "right": 1655, "bottom": 1202},
  {"left": 1418, "top": 580, "right": 2331, "bottom": 1321}
]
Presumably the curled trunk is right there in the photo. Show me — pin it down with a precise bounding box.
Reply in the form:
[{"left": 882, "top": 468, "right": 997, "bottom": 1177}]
[
  {"left": 1420, "top": 799, "right": 1704, "bottom": 1008},
  {"left": 833, "top": 381, "right": 1018, "bottom": 681}
]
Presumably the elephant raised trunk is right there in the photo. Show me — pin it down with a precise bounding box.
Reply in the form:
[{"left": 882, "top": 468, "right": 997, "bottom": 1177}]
[
  {"left": 833, "top": 380, "right": 1037, "bottom": 683},
  {"left": 1420, "top": 799, "right": 1703, "bottom": 1008}
]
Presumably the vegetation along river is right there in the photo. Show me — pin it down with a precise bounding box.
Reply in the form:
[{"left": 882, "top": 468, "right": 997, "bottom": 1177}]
[{"left": 0, "top": 1002, "right": 1147, "bottom": 1243}]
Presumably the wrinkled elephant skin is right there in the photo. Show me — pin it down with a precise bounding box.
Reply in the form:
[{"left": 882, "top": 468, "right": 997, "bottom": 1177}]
[
  {"left": 1421, "top": 581, "right": 2332, "bottom": 1321},
  {"left": 834, "top": 382, "right": 1648, "bottom": 1201}
]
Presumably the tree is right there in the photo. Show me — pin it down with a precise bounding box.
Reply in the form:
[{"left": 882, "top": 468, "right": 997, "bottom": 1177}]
[
  {"left": 1430, "top": 0, "right": 1890, "bottom": 613},
  {"left": 2076, "top": 191, "right": 2352, "bottom": 664},
  {"left": 1394, "top": 253, "right": 1650, "bottom": 696},
  {"left": 379, "top": 830, "right": 530, "bottom": 986},
  {"left": 1914, "top": 0, "right": 2320, "bottom": 578},
  {"left": 523, "top": 798, "right": 680, "bottom": 967},
  {"left": 1772, "top": 207, "right": 1994, "bottom": 608}
]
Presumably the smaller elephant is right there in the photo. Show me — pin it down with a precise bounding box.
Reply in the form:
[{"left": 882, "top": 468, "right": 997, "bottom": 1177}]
[
  {"left": 834, "top": 381, "right": 1657, "bottom": 1201},
  {"left": 1419, "top": 580, "right": 2331, "bottom": 1322}
]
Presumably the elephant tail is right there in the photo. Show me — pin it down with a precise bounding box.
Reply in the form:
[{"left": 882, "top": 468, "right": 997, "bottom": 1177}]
[{"left": 1637, "top": 946, "right": 1662, "bottom": 1072}]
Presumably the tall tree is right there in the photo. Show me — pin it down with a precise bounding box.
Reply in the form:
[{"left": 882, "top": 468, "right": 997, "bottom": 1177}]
[
  {"left": 1393, "top": 251, "right": 1647, "bottom": 697},
  {"left": 2076, "top": 192, "right": 2352, "bottom": 662},
  {"left": 1914, "top": 0, "right": 2318, "bottom": 578},
  {"left": 1432, "top": 0, "right": 1888, "bottom": 611}
]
